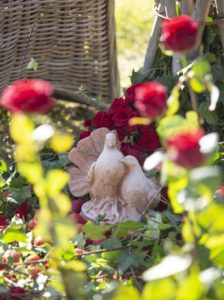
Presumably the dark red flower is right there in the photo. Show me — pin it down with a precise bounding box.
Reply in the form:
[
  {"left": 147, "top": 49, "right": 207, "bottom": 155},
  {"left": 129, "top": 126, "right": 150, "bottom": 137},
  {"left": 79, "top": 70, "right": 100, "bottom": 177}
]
[
  {"left": 120, "top": 143, "right": 145, "bottom": 165},
  {"left": 83, "top": 119, "right": 92, "bottom": 128},
  {"left": 92, "top": 111, "right": 113, "bottom": 129},
  {"left": 109, "top": 98, "right": 128, "bottom": 114},
  {"left": 0, "top": 79, "right": 55, "bottom": 114},
  {"left": 137, "top": 126, "right": 160, "bottom": 153},
  {"left": 0, "top": 216, "right": 8, "bottom": 226},
  {"left": 167, "top": 129, "right": 205, "bottom": 169},
  {"left": 112, "top": 106, "right": 134, "bottom": 128},
  {"left": 126, "top": 82, "right": 167, "bottom": 119},
  {"left": 10, "top": 287, "right": 25, "bottom": 295},
  {"left": 16, "top": 201, "right": 29, "bottom": 220},
  {"left": 161, "top": 15, "right": 198, "bottom": 52},
  {"left": 79, "top": 130, "right": 91, "bottom": 140}
]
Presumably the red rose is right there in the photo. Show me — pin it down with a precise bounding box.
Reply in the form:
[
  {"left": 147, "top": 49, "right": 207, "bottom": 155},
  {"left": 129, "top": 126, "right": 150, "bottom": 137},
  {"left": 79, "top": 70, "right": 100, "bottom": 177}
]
[
  {"left": 161, "top": 15, "right": 198, "bottom": 52},
  {"left": 167, "top": 129, "right": 205, "bottom": 169},
  {"left": 0, "top": 216, "right": 8, "bottom": 226},
  {"left": 126, "top": 82, "right": 167, "bottom": 119},
  {"left": 92, "top": 111, "right": 113, "bottom": 129},
  {"left": 16, "top": 201, "right": 29, "bottom": 220},
  {"left": 125, "top": 84, "right": 139, "bottom": 105},
  {"left": 109, "top": 98, "right": 128, "bottom": 114},
  {"left": 83, "top": 119, "right": 92, "bottom": 128},
  {"left": 112, "top": 106, "right": 134, "bottom": 128},
  {"left": 79, "top": 130, "right": 91, "bottom": 140},
  {"left": 0, "top": 79, "right": 55, "bottom": 114},
  {"left": 137, "top": 126, "right": 160, "bottom": 153},
  {"left": 120, "top": 143, "right": 145, "bottom": 165}
]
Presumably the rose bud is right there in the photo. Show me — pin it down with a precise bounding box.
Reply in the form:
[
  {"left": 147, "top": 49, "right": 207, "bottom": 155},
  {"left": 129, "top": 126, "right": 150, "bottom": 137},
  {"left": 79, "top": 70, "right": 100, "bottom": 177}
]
[
  {"left": 167, "top": 129, "right": 205, "bottom": 169},
  {"left": 71, "top": 199, "right": 85, "bottom": 213},
  {"left": 30, "top": 266, "right": 41, "bottom": 279},
  {"left": 161, "top": 15, "right": 198, "bottom": 52},
  {"left": 0, "top": 79, "right": 55, "bottom": 114}
]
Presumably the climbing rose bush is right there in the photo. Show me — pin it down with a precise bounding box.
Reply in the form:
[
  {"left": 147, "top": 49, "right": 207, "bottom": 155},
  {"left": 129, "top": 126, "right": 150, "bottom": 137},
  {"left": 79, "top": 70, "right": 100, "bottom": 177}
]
[
  {"left": 167, "top": 129, "right": 205, "bottom": 169},
  {"left": 0, "top": 79, "right": 55, "bottom": 114},
  {"left": 161, "top": 15, "right": 198, "bottom": 52}
]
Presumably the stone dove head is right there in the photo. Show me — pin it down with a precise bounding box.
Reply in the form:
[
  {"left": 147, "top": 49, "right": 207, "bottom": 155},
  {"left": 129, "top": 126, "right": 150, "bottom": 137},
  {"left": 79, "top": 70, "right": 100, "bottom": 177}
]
[
  {"left": 120, "top": 155, "right": 141, "bottom": 169},
  {"left": 105, "top": 132, "right": 117, "bottom": 148}
]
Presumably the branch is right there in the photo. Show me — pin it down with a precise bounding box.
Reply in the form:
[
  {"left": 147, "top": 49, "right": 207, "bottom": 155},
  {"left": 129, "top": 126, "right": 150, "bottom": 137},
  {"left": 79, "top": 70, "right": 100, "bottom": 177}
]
[
  {"left": 189, "top": 0, "right": 213, "bottom": 60},
  {"left": 141, "top": 0, "right": 165, "bottom": 75},
  {"left": 54, "top": 87, "right": 109, "bottom": 110},
  {"left": 215, "top": 0, "right": 224, "bottom": 48}
]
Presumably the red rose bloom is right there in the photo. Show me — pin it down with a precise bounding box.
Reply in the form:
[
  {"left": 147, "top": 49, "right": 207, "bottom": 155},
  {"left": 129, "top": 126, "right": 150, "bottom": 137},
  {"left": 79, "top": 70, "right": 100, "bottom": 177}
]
[
  {"left": 92, "top": 111, "right": 113, "bottom": 129},
  {"left": 109, "top": 98, "right": 128, "bottom": 114},
  {"left": 112, "top": 106, "right": 134, "bottom": 128},
  {"left": 125, "top": 84, "right": 140, "bottom": 105},
  {"left": 120, "top": 143, "right": 145, "bottom": 165},
  {"left": 167, "top": 129, "right": 205, "bottom": 169},
  {"left": 161, "top": 15, "right": 198, "bottom": 52},
  {"left": 132, "top": 81, "right": 167, "bottom": 118},
  {"left": 0, "top": 79, "right": 55, "bottom": 114},
  {"left": 79, "top": 130, "right": 91, "bottom": 140},
  {"left": 16, "top": 201, "right": 29, "bottom": 220},
  {"left": 137, "top": 126, "right": 160, "bottom": 153},
  {"left": 83, "top": 119, "right": 92, "bottom": 128}
]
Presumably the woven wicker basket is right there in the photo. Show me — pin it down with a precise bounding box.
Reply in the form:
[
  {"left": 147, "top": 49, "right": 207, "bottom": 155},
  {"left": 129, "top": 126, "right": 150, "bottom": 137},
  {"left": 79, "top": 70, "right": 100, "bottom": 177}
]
[{"left": 0, "top": 0, "right": 119, "bottom": 104}]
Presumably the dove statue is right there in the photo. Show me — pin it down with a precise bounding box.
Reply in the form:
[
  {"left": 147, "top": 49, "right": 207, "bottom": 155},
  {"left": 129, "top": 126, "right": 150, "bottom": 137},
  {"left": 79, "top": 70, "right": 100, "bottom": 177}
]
[{"left": 68, "top": 128, "right": 160, "bottom": 224}]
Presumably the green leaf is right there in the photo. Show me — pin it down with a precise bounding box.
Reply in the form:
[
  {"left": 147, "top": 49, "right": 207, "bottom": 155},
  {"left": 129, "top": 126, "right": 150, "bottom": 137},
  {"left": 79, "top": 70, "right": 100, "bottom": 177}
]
[
  {"left": 83, "top": 221, "right": 111, "bottom": 240},
  {"left": 142, "top": 279, "right": 176, "bottom": 300},
  {"left": 189, "top": 166, "right": 221, "bottom": 193},
  {"left": 26, "top": 57, "right": 38, "bottom": 71},
  {"left": 17, "top": 162, "right": 43, "bottom": 184},
  {"left": 2, "top": 231, "right": 27, "bottom": 243},
  {"left": 198, "top": 102, "right": 219, "bottom": 125},
  {"left": 102, "top": 237, "right": 122, "bottom": 250},
  {"left": 113, "top": 221, "right": 144, "bottom": 238},
  {"left": 0, "top": 160, "right": 7, "bottom": 173},
  {"left": 112, "top": 286, "right": 140, "bottom": 300},
  {"left": 46, "top": 169, "right": 69, "bottom": 196}
]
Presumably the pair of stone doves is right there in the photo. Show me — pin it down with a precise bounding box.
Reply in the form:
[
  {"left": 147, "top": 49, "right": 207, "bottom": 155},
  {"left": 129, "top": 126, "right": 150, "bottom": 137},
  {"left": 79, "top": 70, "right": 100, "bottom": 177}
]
[{"left": 68, "top": 128, "right": 160, "bottom": 224}]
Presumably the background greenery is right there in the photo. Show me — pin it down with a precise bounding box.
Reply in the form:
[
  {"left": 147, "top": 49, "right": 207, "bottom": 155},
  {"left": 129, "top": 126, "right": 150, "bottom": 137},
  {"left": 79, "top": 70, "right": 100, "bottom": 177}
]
[{"left": 115, "top": 0, "right": 154, "bottom": 89}]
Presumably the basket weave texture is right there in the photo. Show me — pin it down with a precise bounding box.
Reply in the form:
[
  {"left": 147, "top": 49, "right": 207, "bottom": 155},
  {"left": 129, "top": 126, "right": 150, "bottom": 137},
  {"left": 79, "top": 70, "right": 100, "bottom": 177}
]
[{"left": 0, "top": 0, "right": 119, "bottom": 103}]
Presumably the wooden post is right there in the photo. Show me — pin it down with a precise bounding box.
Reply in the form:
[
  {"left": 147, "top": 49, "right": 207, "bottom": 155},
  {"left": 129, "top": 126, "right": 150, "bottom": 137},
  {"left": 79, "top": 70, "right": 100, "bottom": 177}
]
[
  {"left": 181, "top": 0, "right": 194, "bottom": 15},
  {"left": 189, "top": 0, "right": 212, "bottom": 60},
  {"left": 215, "top": 0, "right": 224, "bottom": 49},
  {"left": 141, "top": 0, "right": 165, "bottom": 75}
]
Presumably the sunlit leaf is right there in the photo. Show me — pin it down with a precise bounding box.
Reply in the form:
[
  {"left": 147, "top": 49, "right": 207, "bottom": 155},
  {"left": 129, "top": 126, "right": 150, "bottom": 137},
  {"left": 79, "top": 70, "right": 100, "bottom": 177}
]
[
  {"left": 26, "top": 57, "right": 38, "bottom": 71},
  {"left": 142, "top": 279, "right": 175, "bottom": 300},
  {"left": 83, "top": 221, "right": 111, "bottom": 240},
  {"left": 2, "top": 231, "right": 27, "bottom": 243},
  {"left": 10, "top": 114, "right": 34, "bottom": 144},
  {"left": 17, "top": 162, "right": 43, "bottom": 184},
  {"left": 46, "top": 169, "right": 69, "bottom": 196},
  {"left": 208, "top": 84, "right": 220, "bottom": 111},
  {"left": 166, "top": 85, "right": 180, "bottom": 116},
  {"left": 143, "top": 255, "right": 192, "bottom": 281},
  {"left": 50, "top": 132, "right": 73, "bottom": 153},
  {"left": 113, "top": 221, "right": 144, "bottom": 238}
]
